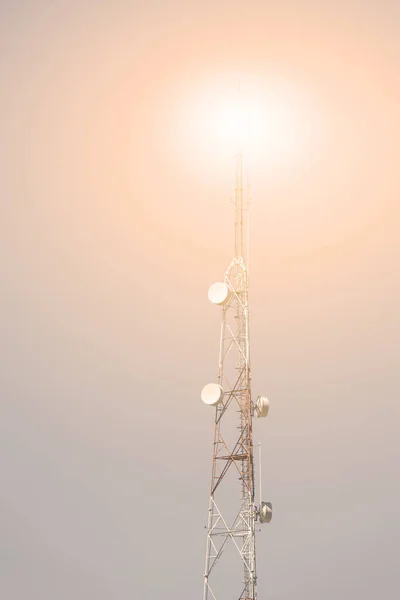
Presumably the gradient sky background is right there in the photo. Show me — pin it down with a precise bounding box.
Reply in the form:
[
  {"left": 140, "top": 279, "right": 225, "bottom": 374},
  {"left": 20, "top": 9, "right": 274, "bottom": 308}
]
[{"left": 1, "top": 1, "right": 400, "bottom": 599}]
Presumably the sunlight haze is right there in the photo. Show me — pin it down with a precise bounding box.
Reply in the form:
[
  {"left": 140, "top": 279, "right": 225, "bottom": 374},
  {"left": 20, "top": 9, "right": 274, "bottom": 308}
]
[{"left": 1, "top": 1, "right": 399, "bottom": 599}]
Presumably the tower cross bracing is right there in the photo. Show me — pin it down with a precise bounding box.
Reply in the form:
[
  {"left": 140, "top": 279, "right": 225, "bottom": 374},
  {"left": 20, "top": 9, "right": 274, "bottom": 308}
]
[{"left": 201, "top": 152, "right": 271, "bottom": 600}]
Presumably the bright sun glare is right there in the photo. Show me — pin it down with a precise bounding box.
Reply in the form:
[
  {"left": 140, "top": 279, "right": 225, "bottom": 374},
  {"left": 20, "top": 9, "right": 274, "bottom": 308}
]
[{"left": 179, "top": 77, "right": 320, "bottom": 170}]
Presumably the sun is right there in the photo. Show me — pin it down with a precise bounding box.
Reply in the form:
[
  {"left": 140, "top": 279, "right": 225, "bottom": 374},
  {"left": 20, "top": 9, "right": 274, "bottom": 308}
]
[
  {"left": 177, "top": 76, "right": 320, "bottom": 171},
  {"left": 213, "top": 94, "right": 253, "bottom": 149}
]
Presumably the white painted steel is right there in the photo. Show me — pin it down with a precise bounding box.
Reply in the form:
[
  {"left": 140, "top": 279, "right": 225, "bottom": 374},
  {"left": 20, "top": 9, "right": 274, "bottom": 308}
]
[{"left": 202, "top": 151, "right": 270, "bottom": 600}]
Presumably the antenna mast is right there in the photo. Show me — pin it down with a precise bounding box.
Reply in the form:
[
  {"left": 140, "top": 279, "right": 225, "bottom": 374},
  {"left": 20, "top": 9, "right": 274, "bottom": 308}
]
[
  {"left": 201, "top": 147, "right": 272, "bottom": 600},
  {"left": 235, "top": 151, "right": 244, "bottom": 260}
]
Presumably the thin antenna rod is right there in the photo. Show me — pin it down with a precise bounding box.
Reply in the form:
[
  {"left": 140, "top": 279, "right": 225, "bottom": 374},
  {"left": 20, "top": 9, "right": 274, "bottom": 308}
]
[
  {"left": 259, "top": 441, "right": 262, "bottom": 507},
  {"left": 234, "top": 151, "right": 244, "bottom": 259},
  {"left": 234, "top": 81, "right": 246, "bottom": 262},
  {"left": 246, "top": 175, "right": 250, "bottom": 275}
]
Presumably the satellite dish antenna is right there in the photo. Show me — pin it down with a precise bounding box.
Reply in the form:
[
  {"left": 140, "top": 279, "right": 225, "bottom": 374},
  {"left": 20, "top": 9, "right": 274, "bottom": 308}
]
[
  {"left": 255, "top": 396, "right": 269, "bottom": 418},
  {"left": 208, "top": 282, "right": 230, "bottom": 305},
  {"left": 201, "top": 383, "right": 224, "bottom": 406},
  {"left": 259, "top": 501, "right": 272, "bottom": 524}
]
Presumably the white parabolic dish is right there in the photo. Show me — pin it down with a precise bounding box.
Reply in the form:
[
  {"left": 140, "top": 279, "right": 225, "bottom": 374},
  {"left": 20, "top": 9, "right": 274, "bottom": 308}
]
[
  {"left": 208, "top": 282, "right": 230, "bottom": 305},
  {"left": 260, "top": 501, "right": 273, "bottom": 524},
  {"left": 256, "top": 396, "right": 269, "bottom": 418},
  {"left": 201, "top": 383, "right": 224, "bottom": 406}
]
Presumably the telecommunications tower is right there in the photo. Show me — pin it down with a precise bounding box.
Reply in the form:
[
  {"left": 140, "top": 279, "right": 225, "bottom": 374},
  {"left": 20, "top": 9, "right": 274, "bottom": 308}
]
[{"left": 201, "top": 150, "right": 272, "bottom": 600}]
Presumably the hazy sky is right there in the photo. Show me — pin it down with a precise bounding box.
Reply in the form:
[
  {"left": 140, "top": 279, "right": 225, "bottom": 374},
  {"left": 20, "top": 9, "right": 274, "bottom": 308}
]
[{"left": 1, "top": 1, "right": 400, "bottom": 599}]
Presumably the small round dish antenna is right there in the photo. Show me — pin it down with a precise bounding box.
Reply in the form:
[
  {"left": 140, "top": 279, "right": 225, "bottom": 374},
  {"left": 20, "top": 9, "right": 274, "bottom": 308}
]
[
  {"left": 259, "top": 501, "right": 272, "bottom": 524},
  {"left": 201, "top": 383, "right": 224, "bottom": 406},
  {"left": 208, "top": 282, "right": 230, "bottom": 305},
  {"left": 255, "top": 396, "right": 269, "bottom": 418}
]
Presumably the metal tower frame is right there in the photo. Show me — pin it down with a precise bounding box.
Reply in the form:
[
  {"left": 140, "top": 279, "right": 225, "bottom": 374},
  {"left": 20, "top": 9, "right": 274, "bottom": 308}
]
[{"left": 202, "top": 152, "right": 270, "bottom": 600}]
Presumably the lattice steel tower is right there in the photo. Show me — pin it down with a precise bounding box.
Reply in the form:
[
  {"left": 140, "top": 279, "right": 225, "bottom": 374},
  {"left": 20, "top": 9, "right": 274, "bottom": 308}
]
[{"left": 201, "top": 150, "right": 272, "bottom": 600}]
